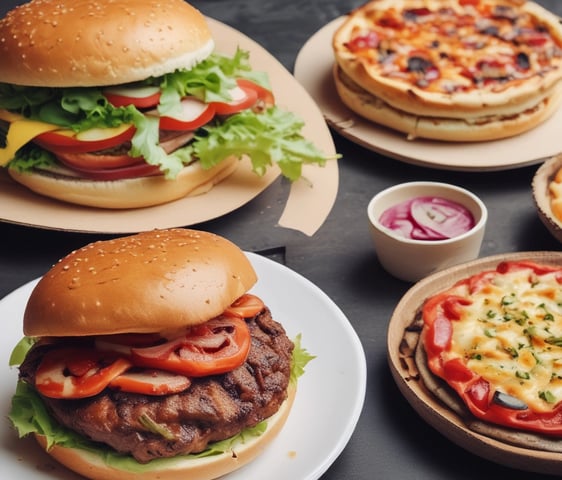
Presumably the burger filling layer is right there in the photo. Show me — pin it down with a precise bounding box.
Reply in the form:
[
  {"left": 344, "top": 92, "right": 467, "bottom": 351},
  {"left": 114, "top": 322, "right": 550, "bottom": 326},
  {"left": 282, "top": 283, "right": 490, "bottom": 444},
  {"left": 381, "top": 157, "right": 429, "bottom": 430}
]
[{"left": 17, "top": 307, "right": 293, "bottom": 463}]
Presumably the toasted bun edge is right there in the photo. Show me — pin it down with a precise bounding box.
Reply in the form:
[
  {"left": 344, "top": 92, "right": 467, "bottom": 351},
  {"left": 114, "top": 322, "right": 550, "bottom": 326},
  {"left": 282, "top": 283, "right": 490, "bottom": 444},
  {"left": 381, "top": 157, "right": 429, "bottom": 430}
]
[{"left": 8, "top": 156, "right": 239, "bottom": 209}]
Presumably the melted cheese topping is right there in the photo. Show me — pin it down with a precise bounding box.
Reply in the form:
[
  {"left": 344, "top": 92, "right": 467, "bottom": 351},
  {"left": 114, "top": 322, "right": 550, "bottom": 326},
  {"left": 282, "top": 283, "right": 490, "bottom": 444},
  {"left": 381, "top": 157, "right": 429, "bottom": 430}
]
[
  {"left": 441, "top": 267, "right": 562, "bottom": 413},
  {"left": 343, "top": 0, "right": 562, "bottom": 94}
]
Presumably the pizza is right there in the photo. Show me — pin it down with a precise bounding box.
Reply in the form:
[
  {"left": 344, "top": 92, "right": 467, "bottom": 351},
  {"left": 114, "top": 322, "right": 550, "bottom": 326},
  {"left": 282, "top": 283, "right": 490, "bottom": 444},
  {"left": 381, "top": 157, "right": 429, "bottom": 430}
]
[
  {"left": 412, "top": 260, "right": 562, "bottom": 449},
  {"left": 549, "top": 166, "right": 562, "bottom": 224},
  {"left": 332, "top": 0, "right": 562, "bottom": 142}
]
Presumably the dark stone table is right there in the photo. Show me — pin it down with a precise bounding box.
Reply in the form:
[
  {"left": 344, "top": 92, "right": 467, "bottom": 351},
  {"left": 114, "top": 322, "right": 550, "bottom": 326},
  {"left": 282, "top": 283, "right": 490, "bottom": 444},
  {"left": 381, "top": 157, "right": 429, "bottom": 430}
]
[{"left": 1, "top": 1, "right": 562, "bottom": 478}]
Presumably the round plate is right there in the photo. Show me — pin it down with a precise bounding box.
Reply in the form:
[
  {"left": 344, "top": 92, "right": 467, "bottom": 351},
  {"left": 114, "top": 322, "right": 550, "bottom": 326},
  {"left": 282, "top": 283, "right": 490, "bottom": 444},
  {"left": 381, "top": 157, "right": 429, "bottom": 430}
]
[
  {"left": 532, "top": 154, "right": 562, "bottom": 243},
  {"left": 0, "top": 252, "right": 366, "bottom": 480},
  {"left": 0, "top": 18, "right": 337, "bottom": 234},
  {"left": 294, "top": 17, "right": 562, "bottom": 172},
  {"left": 387, "top": 251, "right": 562, "bottom": 475}
]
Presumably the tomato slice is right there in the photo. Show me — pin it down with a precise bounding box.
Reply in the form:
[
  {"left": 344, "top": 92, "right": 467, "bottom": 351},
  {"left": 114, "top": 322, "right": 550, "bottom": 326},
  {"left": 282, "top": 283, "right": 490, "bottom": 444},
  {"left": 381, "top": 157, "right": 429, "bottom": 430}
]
[
  {"left": 345, "top": 31, "right": 381, "bottom": 52},
  {"left": 236, "top": 79, "right": 275, "bottom": 108},
  {"left": 224, "top": 293, "right": 265, "bottom": 318},
  {"left": 131, "top": 316, "right": 251, "bottom": 377},
  {"left": 442, "top": 358, "right": 474, "bottom": 383},
  {"left": 55, "top": 150, "right": 143, "bottom": 170},
  {"left": 35, "top": 347, "right": 132, "bottom": 399},
  {"left": 109, "top": 369, "right": 191, "bottom": 395},
  {"left": 57, "top": 157, "right": 162, "bottom": 181},
  {"left": 496, "top": 260, "right": 560, "bottom": 276},
  {"left": 35, "top": 124, "right": 135, "bottom": 154},
  {"left": 466, "top": 377, "right": 492, "bottom": 413},
  {"left": 103, "top": 85, "right": 162, "bottom": 109},
  {"left": 441, "top": 295, "right": 472, "bottom": 320},
  {"left": 428, "top": 313, "right": 453, "bottom": 352},
  {"left": 159, "top": 97, "right": 216, "bottom": 131},
  {"left": 211, "top": 81, "right": 259, "bottom": 115}
]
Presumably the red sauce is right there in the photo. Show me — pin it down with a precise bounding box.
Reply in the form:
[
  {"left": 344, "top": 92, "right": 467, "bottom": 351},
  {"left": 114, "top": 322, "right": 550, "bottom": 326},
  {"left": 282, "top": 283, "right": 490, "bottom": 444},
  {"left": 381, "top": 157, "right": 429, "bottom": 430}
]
[{"left": 379, "top": 196, "right": 475, "bottom": 240}]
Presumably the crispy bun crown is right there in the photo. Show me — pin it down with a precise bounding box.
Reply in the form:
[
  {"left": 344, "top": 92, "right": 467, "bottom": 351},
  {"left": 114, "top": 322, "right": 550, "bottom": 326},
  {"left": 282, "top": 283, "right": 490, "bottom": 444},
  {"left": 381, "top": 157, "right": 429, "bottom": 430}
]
[
  {"left": 0, "top": 0, "right": 214, "bottom": 87},
  {"left": 23, "top": 229, "right": 257, "bottom": 337}
]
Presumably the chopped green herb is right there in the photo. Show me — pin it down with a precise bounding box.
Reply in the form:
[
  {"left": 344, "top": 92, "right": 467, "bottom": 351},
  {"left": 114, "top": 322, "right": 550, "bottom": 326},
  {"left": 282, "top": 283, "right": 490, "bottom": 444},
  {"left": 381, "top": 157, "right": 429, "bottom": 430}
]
[
  {"left": 484, "top": 328, "right": 496, "bottom": 338},
  {"left": 539, "top": 390, "right": 557, "bottom": 404},
  {"left": 504, "top": 347, "right": 518, "bottom": 358},
  {"left": 501, "top": 294, "right": 516, "bottom": 306}
]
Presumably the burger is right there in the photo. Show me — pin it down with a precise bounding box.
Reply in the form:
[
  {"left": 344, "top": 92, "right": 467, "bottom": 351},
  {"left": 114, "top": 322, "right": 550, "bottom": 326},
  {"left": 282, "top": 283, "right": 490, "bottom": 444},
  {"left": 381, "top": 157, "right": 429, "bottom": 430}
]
[
  {"left": 0, "top": 0, "right": 327, "bottom": 209},
  {"left": 9, "top": 228, "right": 313, "bottom": 480}
]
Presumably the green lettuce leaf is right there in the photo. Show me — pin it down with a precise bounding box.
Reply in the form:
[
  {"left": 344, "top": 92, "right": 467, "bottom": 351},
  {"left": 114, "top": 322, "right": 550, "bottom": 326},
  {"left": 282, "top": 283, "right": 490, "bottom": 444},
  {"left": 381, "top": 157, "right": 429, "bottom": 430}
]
[
  {"left": 9, "top": 336, "right": 37, "bottom": 366},
  {"left": 0, "top": 48, "right": 265, "bottom": 132},
  {"left": 158, "top": 48, "right": 269, "bottom": 116},
  {"left": 290, "top": 334, "right": 316, "bottom": 385},
  {"left": 190, "top": 107, "right": 328, "bottom": 181},
  {"left": 4, "top": 144, "right": 55, "bottom": 173}
]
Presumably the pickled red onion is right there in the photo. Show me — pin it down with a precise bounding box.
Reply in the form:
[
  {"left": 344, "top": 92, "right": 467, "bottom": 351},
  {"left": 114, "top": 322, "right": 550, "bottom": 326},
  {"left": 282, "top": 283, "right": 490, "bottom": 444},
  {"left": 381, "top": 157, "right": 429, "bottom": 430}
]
[{"left": 379, "top": 196, "right": 475, "bottom": 240}]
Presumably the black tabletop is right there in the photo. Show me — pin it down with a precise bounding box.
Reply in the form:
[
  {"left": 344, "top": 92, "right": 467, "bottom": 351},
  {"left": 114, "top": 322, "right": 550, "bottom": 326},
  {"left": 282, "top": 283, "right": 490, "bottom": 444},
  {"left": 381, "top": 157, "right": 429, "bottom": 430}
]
[{"left": 1, "top": 1, "right": 562, "bottom": 479}]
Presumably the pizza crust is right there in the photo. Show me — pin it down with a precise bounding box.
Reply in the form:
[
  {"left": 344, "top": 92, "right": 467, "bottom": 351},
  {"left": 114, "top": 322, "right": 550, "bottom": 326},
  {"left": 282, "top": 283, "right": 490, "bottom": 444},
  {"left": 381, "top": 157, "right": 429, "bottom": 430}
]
[
  {"left": 332, "top": 0, "right": 562, "bottom": 141},
  {"left": 334, "top": 64, "right": 562, "bottom": 141}
]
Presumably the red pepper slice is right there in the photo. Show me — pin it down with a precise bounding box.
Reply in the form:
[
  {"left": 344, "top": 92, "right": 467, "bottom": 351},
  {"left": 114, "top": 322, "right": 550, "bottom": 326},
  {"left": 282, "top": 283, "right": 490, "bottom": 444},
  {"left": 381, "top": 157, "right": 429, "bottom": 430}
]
[
  {"left": 131, "top": 316, "right": 251, "bottom": 377},
  {"left": 345, "top": 31, "right": 381, "bottom": 52},
  {"left": 224, "top": 293, "right": 265, "bottom": 318},
  {"left": 109, "top": 369, "right": 191, "bottom": 395},
  {"left": 35, "top": 348, "right": 132, "bottom": 399}
]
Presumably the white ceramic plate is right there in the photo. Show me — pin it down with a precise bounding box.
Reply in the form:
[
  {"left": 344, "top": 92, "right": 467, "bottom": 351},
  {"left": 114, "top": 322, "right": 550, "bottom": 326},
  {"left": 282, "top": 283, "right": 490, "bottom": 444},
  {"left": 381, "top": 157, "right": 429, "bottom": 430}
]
[
  {"left": 0, "top": 18, "right": 338, "bottom": 234},
  {"left": 295, "top": 17, "right": 562, "bottom": 172},
  {"left": 387, "top": 251, "right": 562, "bottom": 475},
  {"left": 0, "top": 252, "right": 366, "bottom": 480}
]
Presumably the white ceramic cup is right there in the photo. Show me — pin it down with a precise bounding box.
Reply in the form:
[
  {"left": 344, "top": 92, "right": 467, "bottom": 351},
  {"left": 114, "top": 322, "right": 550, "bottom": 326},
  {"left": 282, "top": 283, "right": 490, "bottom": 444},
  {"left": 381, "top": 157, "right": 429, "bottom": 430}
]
[{"left": 367, "top": 181, "right": 488, "bottom": 282}]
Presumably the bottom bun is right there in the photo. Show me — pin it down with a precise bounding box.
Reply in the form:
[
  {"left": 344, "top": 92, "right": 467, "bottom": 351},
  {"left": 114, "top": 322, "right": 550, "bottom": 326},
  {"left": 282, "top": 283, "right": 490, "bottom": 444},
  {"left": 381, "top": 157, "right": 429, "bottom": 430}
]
[
  {"left": 333, "top": 65, "right": 562, "bottom": 142},
  {"left": 34, "top": 383, "right": 296, "bottom": 480},
  {"left": 8, "top": 156, "right": 239, "bottom": 209}
]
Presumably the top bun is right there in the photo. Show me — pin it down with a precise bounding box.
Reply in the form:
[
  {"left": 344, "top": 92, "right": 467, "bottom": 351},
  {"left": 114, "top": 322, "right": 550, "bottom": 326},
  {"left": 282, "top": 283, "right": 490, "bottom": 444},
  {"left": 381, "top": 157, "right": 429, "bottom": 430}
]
[
  {"left": 24, "top": 228, "right": 257, "bottom": 337},
  {"left": 0, "top": 0, "right": 214, "bottom": 87}
]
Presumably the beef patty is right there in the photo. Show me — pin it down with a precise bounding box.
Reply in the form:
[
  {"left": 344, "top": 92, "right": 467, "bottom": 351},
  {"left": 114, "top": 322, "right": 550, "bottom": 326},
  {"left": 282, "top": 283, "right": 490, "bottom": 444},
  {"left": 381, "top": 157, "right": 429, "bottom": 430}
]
[{"left": 19, "top": 308, "right": 294, "bottom": 463}]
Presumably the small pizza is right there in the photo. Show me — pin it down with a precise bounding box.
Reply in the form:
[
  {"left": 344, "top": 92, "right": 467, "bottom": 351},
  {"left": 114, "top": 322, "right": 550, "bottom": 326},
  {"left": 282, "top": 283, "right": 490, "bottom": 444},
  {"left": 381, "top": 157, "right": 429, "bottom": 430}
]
[
  {"left": 416, "top": 260, "right": 562, "bottom": 446},
  {"left": 332, "top": 0, "right": 562, "bottom": 141},
  {"left": 549, "top": 166, "right": 562, "bottom": 223}
]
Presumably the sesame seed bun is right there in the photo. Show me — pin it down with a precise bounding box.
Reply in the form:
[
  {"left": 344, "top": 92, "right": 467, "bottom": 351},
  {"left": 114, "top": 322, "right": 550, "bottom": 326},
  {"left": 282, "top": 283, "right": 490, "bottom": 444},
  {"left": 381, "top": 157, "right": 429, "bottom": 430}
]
[
  {"left": 0, "top": 0, "right": 214, "bottom": 87},
  {"left": 23, "top": 228, "right": 258, "bottom": 337}
]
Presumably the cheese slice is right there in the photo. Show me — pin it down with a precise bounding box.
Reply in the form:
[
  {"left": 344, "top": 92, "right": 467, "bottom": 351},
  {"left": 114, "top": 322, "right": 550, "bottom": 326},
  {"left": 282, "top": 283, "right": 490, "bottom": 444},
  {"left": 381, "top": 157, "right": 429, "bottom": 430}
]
[
  {"left": 0, "top": 109, "right": 59, "bottom": 166},
  {"left": 437, "top": 266, "right": 562, "bottom": 413}
]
